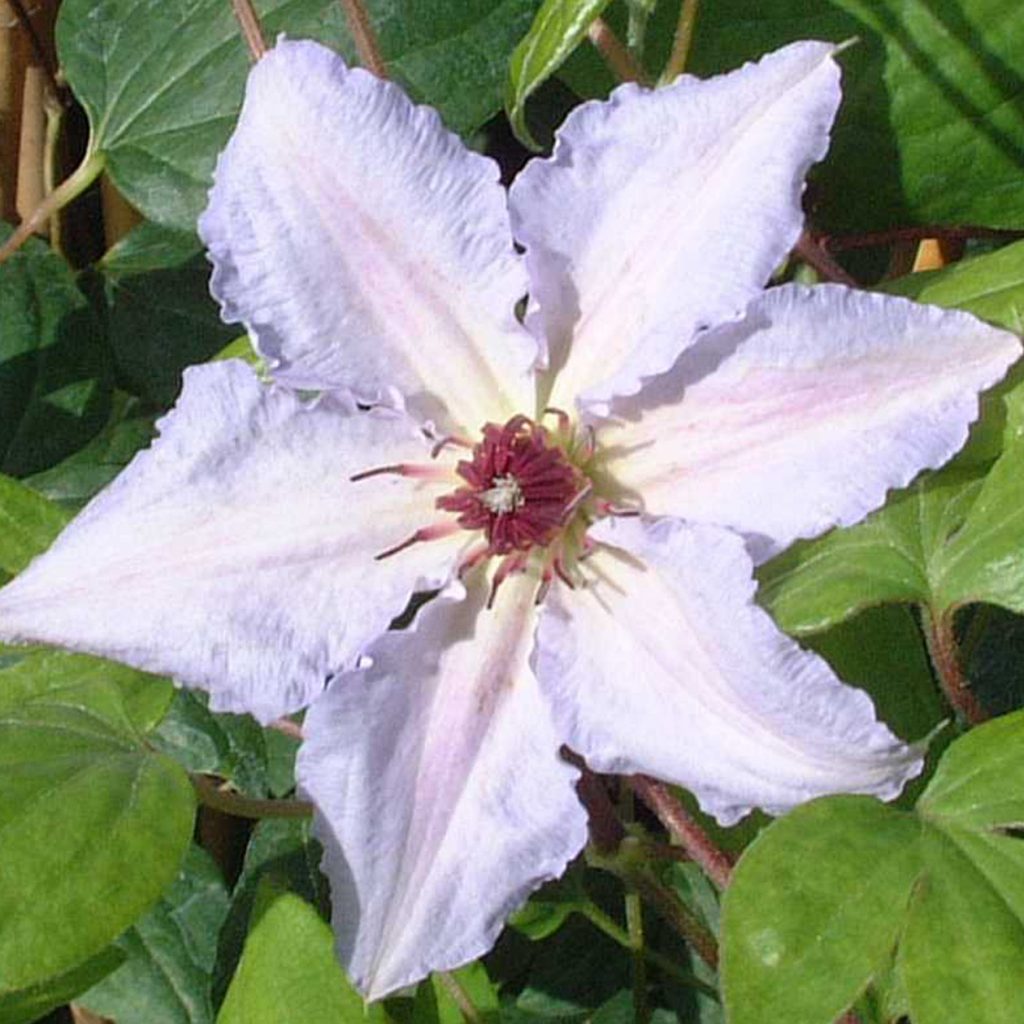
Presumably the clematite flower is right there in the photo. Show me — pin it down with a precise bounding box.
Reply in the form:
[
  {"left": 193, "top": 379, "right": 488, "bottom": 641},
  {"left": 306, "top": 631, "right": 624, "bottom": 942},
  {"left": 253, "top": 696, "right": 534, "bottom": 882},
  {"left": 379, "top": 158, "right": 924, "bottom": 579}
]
[{"left": 0, "top": 37, "right": 1019, "bottom": 999}]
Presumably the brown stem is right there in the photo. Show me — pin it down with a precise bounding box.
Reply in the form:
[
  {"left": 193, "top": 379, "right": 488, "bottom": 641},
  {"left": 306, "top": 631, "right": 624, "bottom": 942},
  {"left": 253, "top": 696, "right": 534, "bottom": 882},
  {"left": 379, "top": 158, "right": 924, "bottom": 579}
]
[
  {"left": 191, "top": 773, "right": 313, "bottom": 819},
  {"left": 822, "top": 223, "right": 1024, "bottom": 253},
  {"left": 575, "top": 762, "right": 627, "bottom": 853},
  {"left": 338, "top": 0, "right": 387, "bottom": 78},
  {"left": 587, "top": 17, "right": 647, "bottom": 85},
  {"left": 794, "top": 228, "right": 858, "bottom": 286},
  {"left": 923, "top": 608, "right": 987, "bottom": 725},
  {"left": 631, "top": 775, "right": 733, "bottom": 890},
  {"left": 230, "top": 0, "right": 266, "bottom": 60},
  {"left": 629, "top": 870, "right": 719, "bottom": 970},
  {"left": 663, "top": 0, "right": 699, "bottom": 81},
  {"left": 269, "top": 715, "right": 305, "bottom": 741}
]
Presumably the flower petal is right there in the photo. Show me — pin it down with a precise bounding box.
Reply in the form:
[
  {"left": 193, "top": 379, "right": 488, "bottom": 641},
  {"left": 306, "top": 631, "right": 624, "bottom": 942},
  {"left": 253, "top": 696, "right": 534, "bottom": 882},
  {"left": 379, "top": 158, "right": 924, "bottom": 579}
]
[
  {"left": 199, "top": 39, "right": 537, "bottom": 432},
  {"left": 298, "top": 572, "right": 586, "bottom": 1000},
  {"left": 599, "top": 285, "right": 1022, "bottom": 560},
  {"left": 509, "top": 41, "right": 840, "bottom": 411},
  {"left": 0, "top": 361, "right": 464, "bottom": 722},
  {"left": 534, "top": 517, "right": 922, "bottom": 824}
]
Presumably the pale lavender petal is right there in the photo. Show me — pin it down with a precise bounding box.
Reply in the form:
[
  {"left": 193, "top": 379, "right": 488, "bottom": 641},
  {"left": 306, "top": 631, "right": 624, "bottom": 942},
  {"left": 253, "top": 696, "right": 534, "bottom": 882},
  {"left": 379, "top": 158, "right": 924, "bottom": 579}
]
[
  {"left": 509, "top": 41, "right": 839, "bottom": 411},
  {"left": 534, "top": 517, "right": 922, "bottom": 824},
  {"left": 0, "top": 361, "right": 465, "bottom": 722},
  {"left": 298, "top": 572, "right": 586, "bottom": 999},
  {"left": 599, "top": 284, "right": 1021, "bottom": 560},
  {"left": 199, "top": 39, "right": 537, "bottom": 433}
]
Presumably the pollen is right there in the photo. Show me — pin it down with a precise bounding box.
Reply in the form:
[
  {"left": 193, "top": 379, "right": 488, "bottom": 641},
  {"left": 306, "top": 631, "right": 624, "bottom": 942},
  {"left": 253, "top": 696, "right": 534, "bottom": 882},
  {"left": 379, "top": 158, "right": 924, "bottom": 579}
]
[{"left": 478, "top": 474, "right": 525, "bottom": 514}]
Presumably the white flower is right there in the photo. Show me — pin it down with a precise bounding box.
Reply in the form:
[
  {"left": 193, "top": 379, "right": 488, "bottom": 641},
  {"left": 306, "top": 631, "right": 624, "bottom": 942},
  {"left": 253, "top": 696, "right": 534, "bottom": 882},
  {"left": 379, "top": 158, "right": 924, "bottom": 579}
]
[{"left": 0, "top": 38, "right": 1018, "bottom": 999}]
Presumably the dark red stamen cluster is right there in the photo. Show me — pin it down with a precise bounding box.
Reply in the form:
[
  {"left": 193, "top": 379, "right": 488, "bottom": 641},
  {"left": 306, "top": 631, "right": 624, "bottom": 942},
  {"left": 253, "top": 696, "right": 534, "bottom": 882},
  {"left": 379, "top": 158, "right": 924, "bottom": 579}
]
[{"left": 437, "top": 415, "right": 582, "bottom": 555}]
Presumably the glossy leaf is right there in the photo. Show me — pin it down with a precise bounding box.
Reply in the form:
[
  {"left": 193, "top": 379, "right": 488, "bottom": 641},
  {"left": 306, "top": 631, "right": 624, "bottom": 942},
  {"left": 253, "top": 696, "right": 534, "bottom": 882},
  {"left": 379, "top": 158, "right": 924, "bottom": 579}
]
[
  {"left": 216, "top": 884, "right": 382, "bottom": 1024},
  {"left": 0, "top": 229, "right": 111, "bottom": 477},
  {"left": 506, "top": 0, "right": 614, "bottom": 146},
  {"left": 722, "top": 711, "right": 1024, "bottom": 1024},
  {"left": 57, "top": 0, "right": 543, "bottom": 232},
  {"left": 0, "top": 652, "right": 194, "bottom": 1005},
  {"left": 758, "top": 465, "right": 985, "bottom": 633},
  {"left": 101, "top": 223, "right": 239, "bottom": 407},
  {"left": 211, "top": 818, "right": 328, "bottom": 1009},
  {"left": 686, "top": 0, "right": 1024, "bottom": 231},
  {"left": 79, "top": 845, "right": 231, "bottom": 1024},
  {"left": 24, "top": 394, "right": 157, "bottom": 512},
  {"left": 721, "top": 796, "right": 921, "bottom": 1024},
  {"left": 558, "top": 1, "right": 1024, "bottom": 232}
]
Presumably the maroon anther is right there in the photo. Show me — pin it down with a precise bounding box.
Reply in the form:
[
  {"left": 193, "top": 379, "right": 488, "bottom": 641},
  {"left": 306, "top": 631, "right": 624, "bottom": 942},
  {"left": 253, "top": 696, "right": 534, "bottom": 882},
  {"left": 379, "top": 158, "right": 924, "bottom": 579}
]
[{"left": 437, "top": 416, "right": 584, "bottom": 556}]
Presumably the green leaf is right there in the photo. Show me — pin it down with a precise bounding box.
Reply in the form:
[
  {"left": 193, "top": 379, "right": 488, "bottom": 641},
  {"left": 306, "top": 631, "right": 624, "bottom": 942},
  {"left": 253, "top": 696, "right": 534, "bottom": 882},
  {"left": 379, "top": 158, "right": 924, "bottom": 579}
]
[
  {"left": 0, "top": 228, "right": 111, "bottom": 476},
  {"left": 899, "top": 828, "right": 1024, "bottom": 1024},
  {"left": 217, "top": 884, "right": 382, "bottom": 1024},
  {"left": 0, "top": 474, "right": 69, "bottom": 574},
  {"left": 561, "top": 0, "right": 1024, "bottom": 231},
  {"left": 24, "top": 393, "right": 156, "bottom": 512},
  {"left": 211, "top": 818, "right": 329, "bottom": 1009},
  {"left": 57, "top": 0, "right": 542, "bottom": 232},
  {"left": 646, "top": 0, "right": 1024, "bottom": 232},
  {"left": 0, "top": 649, "right": 173, "bottom": 736},
  {"left": 721, "top": 796, "right": 921, "bottom": 1024},
  {"left": 0, "top": 947, "right": 125, "bottom": 1024},
  {"left": 932, "top": 437, "right": 1024, "bottom": 613},
  {"left": 722, "top": 711, "right": 1024, "bottom": 1024},
  {"left": 79, "top": 845, "right": 231, "bottom": 1024},
  {"left": 101, "top": 223, "right": 239, "bottom": 407},
  {"left": 805, "top": 605, "right": 945, "bottom": 746},
  {"left": 506, "top": 0, "right": 614, "bottom": 146},
  {"left": 758, "top": 465, "right": 985, "bottom": 634},
  {"left": 0, "top": 652, "right": 195, "bottom": 1005},
  {"left": 151, "top": 690, "right": 270, "bottom": 796},
  {"left": 883, "top": 238, "right": 1024, "bottom": 336}
]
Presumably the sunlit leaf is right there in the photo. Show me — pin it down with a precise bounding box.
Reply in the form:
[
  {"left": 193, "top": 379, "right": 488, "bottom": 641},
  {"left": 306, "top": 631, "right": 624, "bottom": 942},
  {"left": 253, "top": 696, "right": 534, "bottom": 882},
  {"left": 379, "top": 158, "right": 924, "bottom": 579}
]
[
  {"left": 506, "top": 0, "right": 614, "bottom": 146},
  {"left": 0, "top": 653, "right": 194, "bottom": 1009}
]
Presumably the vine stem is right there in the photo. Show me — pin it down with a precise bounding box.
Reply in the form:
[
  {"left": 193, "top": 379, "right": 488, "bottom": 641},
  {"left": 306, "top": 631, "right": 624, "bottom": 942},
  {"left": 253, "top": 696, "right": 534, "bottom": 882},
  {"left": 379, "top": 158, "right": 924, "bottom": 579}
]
[
  {"left": 230, "top": 0, "right": 266, "bottom": 60},
  {"left": 821, "top": 223, "right": 1024, "bottom": 252},
  {"left": 436, "top": 971, "right": 483, "bottom": 1023},
  {"left": 923, "top": 607, "right": 988, "bottom": 725},
  {"left": 338, "top": 0, "right": 387, "bottom": 78},
  {"left": 580, "top": 903, "right": 719, "bottom": 998},
  {"left": 630, "top": 775, "right": 733, "bottom": 890},
  {"left": 587, "top": 18, "right": 647, "bottom": 85},
  {"left": 662, "top": 0, "right": 699, "bottom": 81},
  {"left": 794, "top": 228, "right": 858, "bottom": 286},
  {"left": 0, "top": 149, "right": 104, "bottom": 266},
  {"left": 191, "top": 773, "right": 313, "bottom": 819}
]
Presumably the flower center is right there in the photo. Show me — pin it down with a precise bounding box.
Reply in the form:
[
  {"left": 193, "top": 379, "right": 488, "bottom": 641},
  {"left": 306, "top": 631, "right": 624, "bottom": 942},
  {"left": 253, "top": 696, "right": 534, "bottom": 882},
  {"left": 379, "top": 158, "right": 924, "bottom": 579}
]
[
  {"left": 435, "top": 415, "right": 586, "bottom": 558},
  {"left": 350, "top": 411, "right": 619, "bottom": 606}
]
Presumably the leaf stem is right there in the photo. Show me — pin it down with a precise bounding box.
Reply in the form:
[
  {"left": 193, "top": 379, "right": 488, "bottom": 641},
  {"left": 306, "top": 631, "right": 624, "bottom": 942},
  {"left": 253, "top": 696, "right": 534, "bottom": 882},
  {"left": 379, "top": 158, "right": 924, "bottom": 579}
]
[
  {"left": 0, "top": 148, "right": 104, "bottom": 266},
  {"left": 579, "top": 902, "right": 719, "bottom": 997},
  {"left": 191, "top": 773, "right": 313, "bottom": 819},
  {"left": 923, "top": 607, "right": 987, "bottom": 725},
  {"left": 587, "top": 18, "right": 646, "bottom": 85},
  {"left": 230, "top": 0, "right": 267, "bottom": 60},
  {"left": 631, "top": 776, "right": 733, "bottom": 890},
  {"left": 337, "top": 0, "right": 387, "bottom": 78},
  {"left": 662, "top": 0, "right": 699, "bottom": 81},
  {"left": 436, "top": 971, "right": 483, "bottom": 1024},
  {"left": 625, "top": 887, "right": 650, "bottom": 1023}
]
